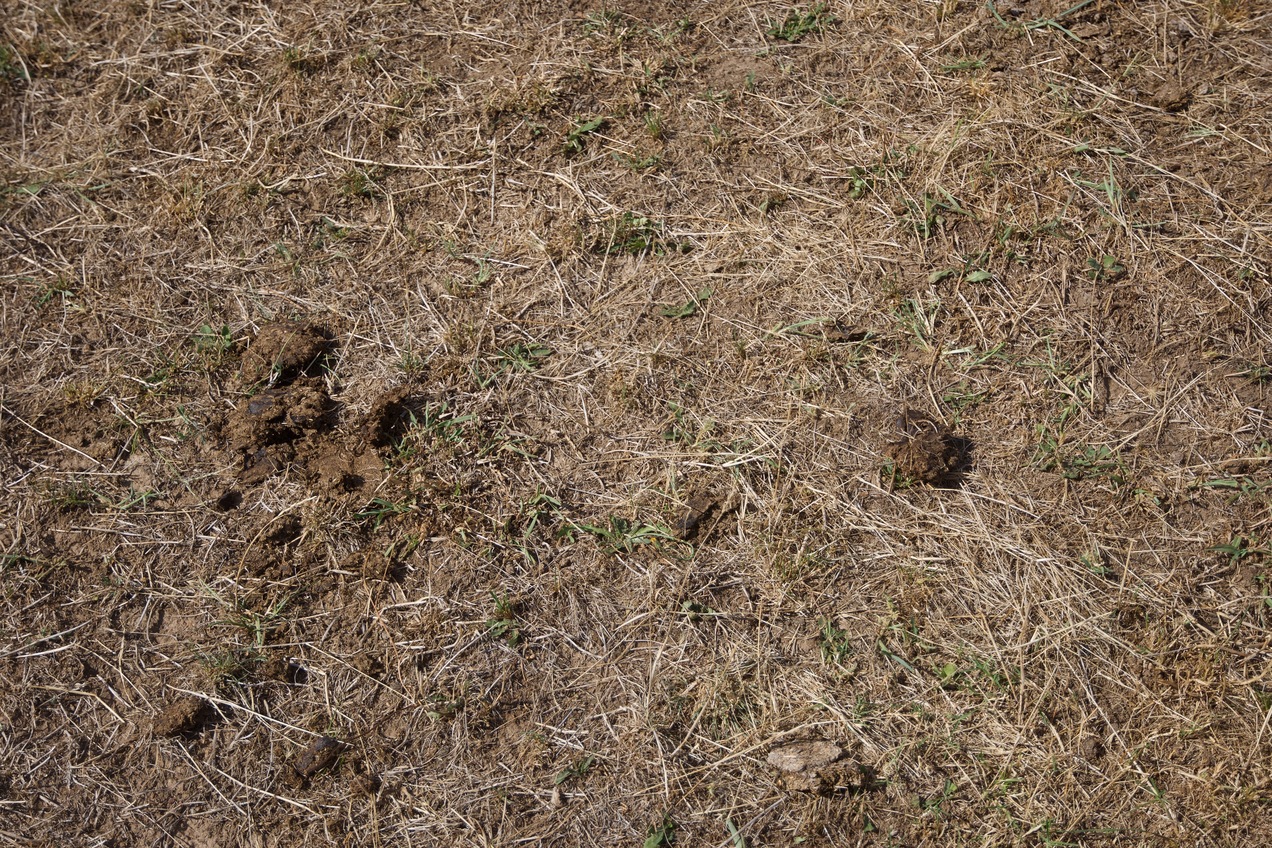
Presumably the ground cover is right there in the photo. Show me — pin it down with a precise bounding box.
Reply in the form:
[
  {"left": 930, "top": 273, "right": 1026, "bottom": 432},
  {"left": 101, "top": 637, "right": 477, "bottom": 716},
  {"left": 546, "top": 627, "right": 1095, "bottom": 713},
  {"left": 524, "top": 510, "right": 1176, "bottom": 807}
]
[{"left": 2, "top": 1, "right": 1270, "bottom": 845}]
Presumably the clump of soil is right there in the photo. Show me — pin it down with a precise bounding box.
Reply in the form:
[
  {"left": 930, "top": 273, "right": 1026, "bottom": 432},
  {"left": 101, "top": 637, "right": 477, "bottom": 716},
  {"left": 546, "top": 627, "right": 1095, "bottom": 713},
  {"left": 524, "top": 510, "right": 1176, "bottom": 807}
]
[
  {"left": 261, "top": 655, "right": 308, "bottom": 685},
  {"left": 350, "top": 652, "right": 384, "bottom": 678},
  {"left": 885, "top": 409, "right": 962, "bottom": 485},
  {"left": 767, "top": 739, "right": 855, "bottom": 794},
  {"left": 227, "top": 379, "right": 336, "bottom": 484},
  {"left": 240, "top": 321, "right": 332, "bottom": 387},
  {"left": 287, "top": 735, "right": 348, "bottom": 785},
  {"left": 152, "top": 695, "right": 214, "bottom": 737},
  {"left": 1149, "top": 79, "right": 1191, "bottom": 112},
  {"left": 673, "top": 493, "right": 719, "bottom": 540}
]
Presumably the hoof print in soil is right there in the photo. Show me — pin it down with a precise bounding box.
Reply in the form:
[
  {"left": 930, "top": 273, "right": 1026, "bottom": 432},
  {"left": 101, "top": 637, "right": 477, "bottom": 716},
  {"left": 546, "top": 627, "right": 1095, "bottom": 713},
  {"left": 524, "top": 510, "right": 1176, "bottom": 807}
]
[
  {"left": 364, "top": 387, "right": 421, "bottom": 449},
  {"left": 264, "top": 515, "right": 303, "bottom": 548},
  {"left": 885, "top": 409, "right": 963, "bottom": 486},
  {"left": 289, "top": 735, "right": 348, "bottom": 785},
  {"left": 153, "top": 694, "right": 214, "bottom": 737},
  {"left": 241, "top": 321, "right": 333, "bottom": 387},
  {"left": 351, "top": 771, "right": 382, "bottom": 797}
]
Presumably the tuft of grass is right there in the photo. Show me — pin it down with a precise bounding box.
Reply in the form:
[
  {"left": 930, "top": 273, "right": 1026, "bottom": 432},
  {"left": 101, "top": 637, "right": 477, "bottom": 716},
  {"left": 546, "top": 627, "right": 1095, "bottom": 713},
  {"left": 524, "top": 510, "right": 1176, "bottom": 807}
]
[
  {"left": 593, "top": 212, "right": 684, "bottom": 255},
  {"left": 818, "top": 618, "right": 853, "bottom": 666},
  {"left": 338, "top": 166, "right": 385, "bottom": 199},
  {"left": 893, "top": 297, "right": 940, "bottom": 350}
]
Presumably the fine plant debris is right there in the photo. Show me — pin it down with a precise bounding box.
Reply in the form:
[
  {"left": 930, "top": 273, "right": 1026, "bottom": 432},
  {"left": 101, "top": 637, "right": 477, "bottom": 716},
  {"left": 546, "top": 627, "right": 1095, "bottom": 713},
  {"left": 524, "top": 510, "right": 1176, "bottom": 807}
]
[{"left": 1, "top": 1, "right": 1269, "bottom": 846}]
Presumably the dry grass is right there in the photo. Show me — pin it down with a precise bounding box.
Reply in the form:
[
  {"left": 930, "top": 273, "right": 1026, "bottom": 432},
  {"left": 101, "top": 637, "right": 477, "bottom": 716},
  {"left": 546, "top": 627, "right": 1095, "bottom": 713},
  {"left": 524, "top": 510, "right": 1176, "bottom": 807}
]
[{"left": 2, "top": 0, "right": 1271, "bottom": 845}]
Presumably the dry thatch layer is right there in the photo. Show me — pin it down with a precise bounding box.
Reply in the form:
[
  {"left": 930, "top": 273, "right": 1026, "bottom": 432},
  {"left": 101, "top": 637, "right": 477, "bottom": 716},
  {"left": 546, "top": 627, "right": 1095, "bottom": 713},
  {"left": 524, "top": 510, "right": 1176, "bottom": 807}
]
[{"left": 2, "top": 1, "right": 1270, "bottom": 845}]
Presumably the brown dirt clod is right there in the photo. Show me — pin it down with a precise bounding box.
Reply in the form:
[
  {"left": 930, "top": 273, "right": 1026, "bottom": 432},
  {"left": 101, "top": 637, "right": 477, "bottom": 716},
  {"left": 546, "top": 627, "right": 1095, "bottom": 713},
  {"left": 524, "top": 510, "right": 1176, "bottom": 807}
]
[
  {"left": 240, "top": 321, "right": 332, "bottom": 387},
  {"left": 152, "top": 695, "right": 212, "bottom": 737},
  {"left": 673, "top": 493, "right": 719, "bottom": 540},
  {"left": 766, "top": 740, "right": 853, "bottom": 794},
  {"left": 292, "top": 735, "right": 348, "bottom": 782},
  {"left": 886, "top": 409, "right": 962, "bottom": 485}
]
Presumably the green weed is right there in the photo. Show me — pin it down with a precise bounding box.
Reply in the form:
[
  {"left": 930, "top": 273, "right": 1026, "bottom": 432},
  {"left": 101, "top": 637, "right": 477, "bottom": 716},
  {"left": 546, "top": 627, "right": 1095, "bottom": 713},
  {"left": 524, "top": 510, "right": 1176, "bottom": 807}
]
[
  {"left": 282, "top": 45, "right": 307, "bottom": 69},
  {"left": 635, "top": 112, "right": 661, "bottom": 143},
  {"left": 1086, "top": 254, "right": 1125, "bottom": 281},
  {"left": 987, "top": 0, "right": 1096, "bottom": 41},
  {"left": 1211, "top": 536, "right": 1265, "bottom": 566},
  {"left": 221, "top": 596, "right": 289, "bottom": 648},
  {"left": 384, "top": 533, "right": 423, "bottom": 562},
  {"left": 0, "top": 45, "right": 30, "bottom": 84},
  {"left": 1199, "top": 477, "right": 1271, "bottom": 497},
  {"left": 920, "top": 778, "right": 958, "bottom": 817},
  {"left": 845, "top": 165, "right": 877, "bottom": 199},
  {"left": 766, "top": 4, "right": 835, "bottom": 42},
  {"left": 659, "top": 287, "right": 711, "bottom": 318},
  {"left": 644, "top": 813, "right": 677, "bottom": 848},
  {"left": 35, "top": 277, "right": 75, "bottom": 309},
  {"left": 1035, "top": 433, "right": 1125, "bottom": 486},
  {"left": 409, "top": 402, "right": 473, "bottom": 447},
  {"left": 193, "top": 323, "right": 234, "bottom": 359},
  {"left": 199, "top": 647, "right": 261, "bottom": 683},
  {"left": 903, "top": 189, "right": 971, "bottom": 239},
  {"left": 486, "top": 594, "right": 521, "bottom": 647},
  {"left": 43, "top": 482, "right": 97, "bottom": 510},
  {"left": 553, "top": 754, "right": 595, "bottom": 785},
  {"left": 942, "top": 382, "right": 986, "bottom": 411},
  {"left": 113, "top": 488, "right": 160, "bottom": 511},
  {"left": 565, "top": 116, "right": 605, "bottom": 154},
  {"left": 1236, "top": 364, "right": 1272, "bottom": 383},
  {"left": 397, "top": 348, "right": 427, "bottom": 378},
  {"left": 939, "top": 57, "right": 987, "bottom": 72},
  {"left": 819, "top": 618, "right": 853, "bottom": 665},
  {"left": 680, "top": 599, "right": 714, "bottom": 621},
  {"left": 568, "top": 516, "right": 679, "bottom": 554},
  {"left": 582, "top": 10, "right": 627, "bottom": 37},
  {"left": 496, "top": 341, "right": 553, "bottom": 373},
  {"left": 614, "top": 151, "right": 662, "bottom": 171}
]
